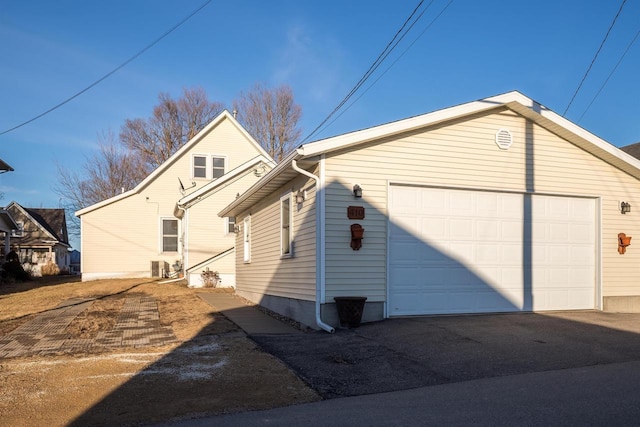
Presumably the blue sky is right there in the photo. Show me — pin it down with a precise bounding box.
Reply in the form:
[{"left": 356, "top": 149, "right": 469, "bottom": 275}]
[{"left": 1, "top": 0, "right": 639, "bottom": 250}]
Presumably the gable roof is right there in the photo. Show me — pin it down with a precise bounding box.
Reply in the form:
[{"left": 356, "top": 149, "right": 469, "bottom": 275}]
[
  {"left": 219, "top": 90, "right": 640, "bottom": 217},
  {"left": 174, "top": 155, "right": 274, "bottom": 217},
  {"left": 6, "top": 201, "right": 69, "bottom": 245},
  {"left": 76, "top": 110, "right": 273, "bottom": 217},
  {"left": 620, "top": 142, "right": 640, "bottom": 159},
  {"left": 0, "top": 209, "right": 18, "bottom": 233}
]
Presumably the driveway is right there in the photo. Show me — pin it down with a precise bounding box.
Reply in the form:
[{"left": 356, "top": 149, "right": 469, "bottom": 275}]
[{"left": 250, "top": 311, "right": 640, "bottom": 398}]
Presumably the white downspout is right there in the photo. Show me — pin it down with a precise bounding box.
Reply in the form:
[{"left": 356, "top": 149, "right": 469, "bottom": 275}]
[
  {"left": 176, "top": 204, "right": 188, "bottom": 278},
  {"left": 291, "top": 158, "right": 334, "bottom": 333}
]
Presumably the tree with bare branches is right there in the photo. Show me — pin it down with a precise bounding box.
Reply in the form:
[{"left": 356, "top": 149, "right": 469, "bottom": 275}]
[
  {"left": 233, "top": 84, "right": 302, "bottom": 162},
  {"left": 121, "top": 87, "right": 224, "bottom": 173},
  {"left": 55, "top": 84, "right": 303, "bottom": 238},
  {"left": 55, "top": 131, "right": 146, "bottom": 239}
]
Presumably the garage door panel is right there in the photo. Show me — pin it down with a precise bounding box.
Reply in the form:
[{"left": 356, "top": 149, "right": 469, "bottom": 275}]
[{"left": 389, "top": 186, "right": 596, "bottom": 316}]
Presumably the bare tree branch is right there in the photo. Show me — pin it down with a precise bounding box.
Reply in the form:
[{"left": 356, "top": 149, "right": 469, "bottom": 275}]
[{"left": 234, "top": 84, "right": 302, "bottom": 162}]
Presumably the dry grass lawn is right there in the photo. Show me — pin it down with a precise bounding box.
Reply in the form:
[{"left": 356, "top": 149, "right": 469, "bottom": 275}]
[{"left": 0, "top": 276, "right": 319, "bottom": 426}]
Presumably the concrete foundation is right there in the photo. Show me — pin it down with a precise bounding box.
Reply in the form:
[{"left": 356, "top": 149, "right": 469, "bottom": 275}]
[
  {"left": 234, "top": 290, "right": 385, "bottom": 330},
  {"left": 603, "top": 296, "right": 640, "bottom": 313}
]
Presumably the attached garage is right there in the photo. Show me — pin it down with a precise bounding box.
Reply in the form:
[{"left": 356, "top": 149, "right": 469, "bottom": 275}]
[{"left": 388, "top": 185, "right": 597, "bottom": 315}]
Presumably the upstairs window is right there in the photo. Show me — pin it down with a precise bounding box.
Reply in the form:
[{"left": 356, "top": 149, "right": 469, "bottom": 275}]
[
  {"left": 192, "top": 155, "right": 226, "bottom": 179},
  {"left": 193, "top": 155, "right": 207, "bottom": 178},
  {"left": 212, "top": 156, "right": 225, "bottom": 179},
  {"left": 162, "top": 219, "right": 178, "bottom": 252}
]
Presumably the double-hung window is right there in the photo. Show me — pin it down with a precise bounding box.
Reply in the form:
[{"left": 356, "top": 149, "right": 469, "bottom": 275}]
[
  {"left": 212, "top": 156, "right": 225, "bottom": 178},
  {"left": 193, "top": 155, "right": 207, "bottom": 178},
  {"left": 162, "top": 219, "right": 179, "bottom": 252},
  {"left": 280, "top": 194, "right": 293, "bottom": 257},
  {"left": 193, "top": 155, "right": 226, "bottom": 179}
]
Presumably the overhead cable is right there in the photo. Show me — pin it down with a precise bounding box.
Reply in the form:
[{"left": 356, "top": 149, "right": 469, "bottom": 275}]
[
  {"left": 302, "top": 0, "right": 431, "bottom": 143},
  {"left": 578, "top": 29, "right": 639, "bottom": 123},
  {"left": 563, "top": 0, "right": 628, "bottom": 116},
  {"left": 0, "top": 0, "right": 213, "bottom": 136},
  {"left": 318, "top": 0, "right": 455, "bottom": 135}
]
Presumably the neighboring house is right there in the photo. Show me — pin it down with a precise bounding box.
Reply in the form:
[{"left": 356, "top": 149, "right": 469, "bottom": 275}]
[
  {"left": 220, "top": 91, "right": 640, "bottom": 331},
  {"left": 76, "top": 110, "right": 274, "bottom": 285},
  {"left": 0, "top": 158, "right": 17, "bottom": 255},
  {"left": 69, "top": 249, "right": 81, "bottom": 274},
  {"left": 2, "top": 202, "right": 70, "bottom": 275},
  {"left": 620, "top": 141, "right": 640, "bottom": 158}
]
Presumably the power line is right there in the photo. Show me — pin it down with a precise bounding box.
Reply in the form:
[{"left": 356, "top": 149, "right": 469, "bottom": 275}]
[
  {"left": 302, "top": 0, "right": 432, "bottom": 143},
  {"left": 578, "top": 29, "right": 640, "bottom": 123},
  {"left": 563, "top": 0, "right": 628, "bottom": 116},
  {"left": 317, "top": 0, "right": 455, "bottom": 136},
  {"left": 0, "top": 0, "right": 213, "bottom": 137}
]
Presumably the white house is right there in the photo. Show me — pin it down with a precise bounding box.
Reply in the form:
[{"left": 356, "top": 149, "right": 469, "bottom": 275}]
[
  {"left": 220, "top": 91, "right": 640, "bottom": 331},
  {"left": 77, "top": 110, "right": 273, "bottom": 286}
]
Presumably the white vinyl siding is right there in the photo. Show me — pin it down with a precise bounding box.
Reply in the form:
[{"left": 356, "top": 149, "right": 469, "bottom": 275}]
[
  {"left": 235, "top": 173, "right": 317, "bottom": 301},
  {"left": 322, "top": 109, "right": 640, "bottom": 303},
  {"left": 79, "top": 116, "right": 268, "bottom": 280}
]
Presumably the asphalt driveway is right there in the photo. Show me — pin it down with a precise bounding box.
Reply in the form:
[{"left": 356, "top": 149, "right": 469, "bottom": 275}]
[{"left": 251, "top": 311, "right": 640, "bottom": 399}]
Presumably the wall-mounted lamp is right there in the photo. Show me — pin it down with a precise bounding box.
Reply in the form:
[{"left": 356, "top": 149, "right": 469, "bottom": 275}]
[
  {"left": 621, "top": 202, "right": 631, "bottom": 214},
  {"left": 353, "top": 184, "right": 362, "bottom": 198},
  {"left": 296, "top": 190, "right": 306, "bottom": 204}
]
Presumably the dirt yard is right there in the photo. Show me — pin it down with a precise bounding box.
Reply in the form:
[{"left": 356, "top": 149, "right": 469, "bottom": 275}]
[{"left": 0, "top": 277, "right": 319, "bottom": 426}]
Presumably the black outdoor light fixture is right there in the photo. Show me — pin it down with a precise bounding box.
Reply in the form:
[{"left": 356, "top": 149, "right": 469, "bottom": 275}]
[
  {"left": 353, "top": 184, "right": 362, "bottom": 198},
  {"left": 621, "top": 201, "right": 631, "bottom": 214}
]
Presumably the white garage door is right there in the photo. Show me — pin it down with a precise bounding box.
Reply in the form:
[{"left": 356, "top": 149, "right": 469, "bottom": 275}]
[{"left": 388, "top": 185, "right": 596, "bottom": 316}]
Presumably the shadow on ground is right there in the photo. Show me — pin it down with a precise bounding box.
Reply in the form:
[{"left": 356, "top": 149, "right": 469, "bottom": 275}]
[{"left": 250, "top": 311, "right": 640, "bottom": 399}]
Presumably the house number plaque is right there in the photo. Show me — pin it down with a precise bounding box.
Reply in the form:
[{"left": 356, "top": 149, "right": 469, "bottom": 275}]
[{"left": 347, "top": 206, "right": 365, "bottom": 220}]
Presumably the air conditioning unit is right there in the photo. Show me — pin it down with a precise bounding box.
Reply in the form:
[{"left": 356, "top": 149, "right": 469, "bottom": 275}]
[{"left": 150, "top": 260, "right": 170, "bottom": 278}]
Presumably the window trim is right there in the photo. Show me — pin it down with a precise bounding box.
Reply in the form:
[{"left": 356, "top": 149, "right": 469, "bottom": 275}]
[
  {"left": 211, "top": 155, "right": 226, "bottom": 179},
  {"left": 160, "top": 217, "right": 179, "bottom": 253},
  {"left": 243, "top": 216, "right": 251, "bottom": 263},
  {"left": 225, "top": 216, "right": 236, "bottom": 236},
  {"left": 192, "top": 154, "right": 208, "bottom": 179},
  {"left": 280, "top": 193, "right": 293, "bottom": 258},
  {"left": 192, "top": 154, "right": 227, "bottom": 180}
]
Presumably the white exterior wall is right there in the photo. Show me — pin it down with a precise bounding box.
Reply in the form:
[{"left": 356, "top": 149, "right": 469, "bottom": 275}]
[
  {"left": 184, "top": 172, "right": 263, "bottom": 270},
  {"left": 323, "top": 109, "right": 640, "bottom": 301},
  {"left": 187, "top": 249, "right": 236, "bottom": 288},
  {"left": 235, "top": 173, "right": 317, "bottom": 301},
  {"left": 80, "top": 117, "right": 266, "bottom": 280}
]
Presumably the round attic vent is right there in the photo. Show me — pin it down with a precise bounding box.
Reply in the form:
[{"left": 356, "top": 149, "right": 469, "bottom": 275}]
[{"left": 495, "top": 129, "right": 513, "bottom": 150}]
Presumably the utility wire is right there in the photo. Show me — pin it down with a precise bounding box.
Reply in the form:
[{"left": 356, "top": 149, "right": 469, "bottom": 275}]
[
  {"left": 578, "top": 29, "right": 640, "bottom": 123},
  {"left": 302, "top": 0, "right": 430, "bottom": 143},
  {"left": 317, "top": 0, "right": 454, "bottom": 136},
  {"left": 0, "top": 0, "right": 213, "bottom": 137},
  {"left": 563, "top": 0, "right": 628, "bottom": 116}
]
